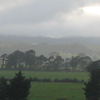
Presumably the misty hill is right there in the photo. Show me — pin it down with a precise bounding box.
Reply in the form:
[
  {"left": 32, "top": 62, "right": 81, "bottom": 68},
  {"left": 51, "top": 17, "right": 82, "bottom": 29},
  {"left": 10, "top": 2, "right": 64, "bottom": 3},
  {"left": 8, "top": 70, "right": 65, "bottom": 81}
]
[
  {"left": 0, "top": 34, "right": 97, "bottom": 58},
  {"left": 0, "top": 35, "right": 100, "bottom": 45},
  {"left": 0, "top": 34, "right": 100, "bottom": 61}
]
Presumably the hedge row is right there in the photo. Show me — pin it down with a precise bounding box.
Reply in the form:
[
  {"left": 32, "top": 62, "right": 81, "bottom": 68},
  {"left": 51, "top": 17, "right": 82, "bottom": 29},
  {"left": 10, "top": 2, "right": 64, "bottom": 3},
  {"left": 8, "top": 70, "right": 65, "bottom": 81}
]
[{"left": 30, "top": 77, "right": 84, "bottom": 83}]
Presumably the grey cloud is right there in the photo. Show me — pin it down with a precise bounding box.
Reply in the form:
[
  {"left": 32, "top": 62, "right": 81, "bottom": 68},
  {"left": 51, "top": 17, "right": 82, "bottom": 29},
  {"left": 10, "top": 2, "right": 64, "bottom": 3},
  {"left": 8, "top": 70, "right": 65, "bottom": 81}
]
[
  {"left": 0, "top": 0, "right": 86, "bottom": 24},
  {"left": 0, "top": 0, "right": 100, "bottom": 37}
]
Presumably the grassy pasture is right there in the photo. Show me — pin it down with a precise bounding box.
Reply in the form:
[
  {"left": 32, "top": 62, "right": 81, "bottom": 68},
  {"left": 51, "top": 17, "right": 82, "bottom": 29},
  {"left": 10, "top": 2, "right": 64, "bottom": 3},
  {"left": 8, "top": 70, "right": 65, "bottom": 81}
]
[
  {"left": 29, "top": 82, "right": 85, "bottom": 100},
  {"left": 0, "top": 71, "right": 89, "bottom": 81},
  {"left": 0, "top": 71, "right": 89, "bottom": 100}
]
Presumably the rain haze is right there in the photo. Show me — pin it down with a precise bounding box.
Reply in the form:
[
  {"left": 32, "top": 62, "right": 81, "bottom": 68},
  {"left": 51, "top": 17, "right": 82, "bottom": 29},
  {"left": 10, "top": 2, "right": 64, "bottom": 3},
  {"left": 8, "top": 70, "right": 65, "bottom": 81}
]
[
  {"left": 0, "top": 0, "right": 100, "bottom": 37},
  {"left": 0, "top": 1, "right": 100, "bottom": 100}
]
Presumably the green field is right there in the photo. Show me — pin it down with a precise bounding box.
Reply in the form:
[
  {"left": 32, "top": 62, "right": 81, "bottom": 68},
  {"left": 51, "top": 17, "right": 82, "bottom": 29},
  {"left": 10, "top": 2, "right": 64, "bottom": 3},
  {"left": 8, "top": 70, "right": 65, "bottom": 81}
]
[
  {"left": 29, "top": 82, "right": 85, "bottom": 100},
  {"left": 0, "top": 71, "right": 89, "bottom": 100},
  {"left": 0, "top": 71, "right": 89, "bottom": 81}
]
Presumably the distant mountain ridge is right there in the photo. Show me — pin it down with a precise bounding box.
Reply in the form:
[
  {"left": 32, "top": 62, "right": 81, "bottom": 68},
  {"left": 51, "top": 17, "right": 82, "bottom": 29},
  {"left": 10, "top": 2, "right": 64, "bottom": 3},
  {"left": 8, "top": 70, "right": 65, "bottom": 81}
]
[{"left": 0, "top": 35, "right": 100, "bottom": 45}]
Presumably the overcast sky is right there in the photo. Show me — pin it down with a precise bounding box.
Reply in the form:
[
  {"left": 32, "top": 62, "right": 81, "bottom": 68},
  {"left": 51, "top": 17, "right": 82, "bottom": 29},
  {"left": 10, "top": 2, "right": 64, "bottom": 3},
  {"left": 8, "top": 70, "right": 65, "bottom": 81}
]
[{"left": 0, "top": 0, "right": 100, "bottom": 38}]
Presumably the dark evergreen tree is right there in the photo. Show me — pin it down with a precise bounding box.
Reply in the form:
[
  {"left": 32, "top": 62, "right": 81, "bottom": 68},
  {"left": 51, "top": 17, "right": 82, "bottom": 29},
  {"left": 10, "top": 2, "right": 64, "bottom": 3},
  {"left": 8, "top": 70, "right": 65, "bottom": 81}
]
[
  {"left": 0, "top": 77, "right": 8, "bottom": 100},
  {"left": 8, "top": 71, "right": 31, "bottom": 100},
  {"left": 86, "top": 60, "right": 100, "bottom": 72},
  {"left": 83, "top": 69, "right": 100, "bottom": 100}
]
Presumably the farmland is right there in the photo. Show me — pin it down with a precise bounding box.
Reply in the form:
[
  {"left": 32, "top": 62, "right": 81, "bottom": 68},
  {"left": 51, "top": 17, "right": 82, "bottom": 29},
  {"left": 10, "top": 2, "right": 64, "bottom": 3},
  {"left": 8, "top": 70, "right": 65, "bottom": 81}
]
[
  {"left": 0, "top": 71, "right": 89, "bottom": 100},
  {"left": 29, "top": 82, "right": 85, "bottom": 100},
  {"left": 0, "top": 71, "right": 89, "bottom": 81}
]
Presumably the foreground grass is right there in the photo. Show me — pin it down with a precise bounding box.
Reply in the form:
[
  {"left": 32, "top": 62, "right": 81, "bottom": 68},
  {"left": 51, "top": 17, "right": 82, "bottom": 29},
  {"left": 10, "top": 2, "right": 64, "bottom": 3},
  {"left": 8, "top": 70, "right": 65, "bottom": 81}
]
[{"left": 29, "top": 82, "right": 85, "bottom": 100}]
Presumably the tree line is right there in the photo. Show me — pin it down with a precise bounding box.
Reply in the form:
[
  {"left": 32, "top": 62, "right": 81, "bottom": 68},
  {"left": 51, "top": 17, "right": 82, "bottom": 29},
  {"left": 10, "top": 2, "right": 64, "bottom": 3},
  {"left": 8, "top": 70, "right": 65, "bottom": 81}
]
[
  {"left": 0, "top": 50, "right": 92, "bottom": 71},
  {"left": 30, "top": 77, "right": 84, "bottom": 83}
]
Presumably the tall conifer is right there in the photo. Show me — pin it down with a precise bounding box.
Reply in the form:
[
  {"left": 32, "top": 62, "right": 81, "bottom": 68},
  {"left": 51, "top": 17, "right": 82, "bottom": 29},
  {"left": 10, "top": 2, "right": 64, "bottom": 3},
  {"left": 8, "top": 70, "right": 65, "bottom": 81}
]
[{"left": 8, "top": 71, "right": 31, "bottom": 100}]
